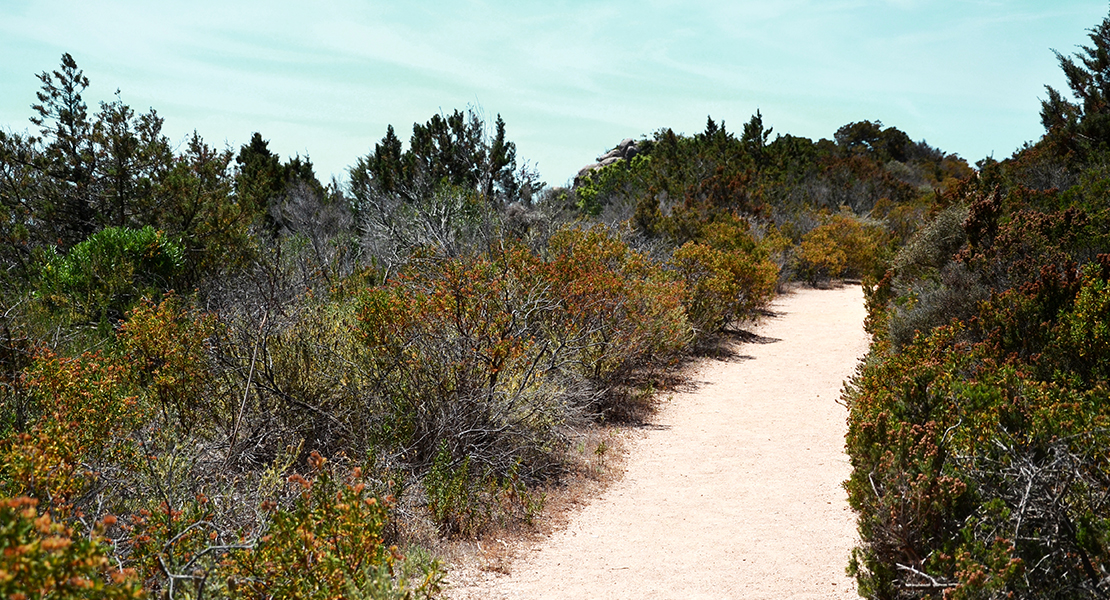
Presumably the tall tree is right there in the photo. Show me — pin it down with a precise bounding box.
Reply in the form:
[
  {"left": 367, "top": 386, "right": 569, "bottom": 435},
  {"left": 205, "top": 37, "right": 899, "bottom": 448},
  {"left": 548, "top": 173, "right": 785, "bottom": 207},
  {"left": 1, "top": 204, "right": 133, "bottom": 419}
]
[
  {"left": 0, "top": 131, "right": 47, "bottom": 279},
  {"left": 91, "top": 93, "right": 173, "bottom": 229},
  {"left": 350, "top": 108, "right": 539, "bottom": 211},
  {"left": 157, "top": 132, "right": 248, "bottom": 280},
  {"left": 741, "top": 110, "right": 772, "bottom": 167},
  {"left": 1041, "top": 9, "right": 1110, "bottom": 151},
  {"left": 235, "top": 132, "right": 285, "bottom": 220},
  {"left": 29, "top": 53, "right": 96, "bottom": 245}
]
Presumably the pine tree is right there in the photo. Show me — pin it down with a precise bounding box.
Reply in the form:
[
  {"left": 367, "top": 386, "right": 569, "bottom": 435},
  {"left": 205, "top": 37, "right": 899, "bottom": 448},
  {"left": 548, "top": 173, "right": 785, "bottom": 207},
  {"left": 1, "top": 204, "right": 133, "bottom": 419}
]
[
  {"left": 91, "top": 94, "right": 173, "bottom": 229},
  {"left": 1040, "top": 9, "right": 1110, "bottom": 150},
  {"left": 30, "top": 53, "right": 96, "bottom": 245}
]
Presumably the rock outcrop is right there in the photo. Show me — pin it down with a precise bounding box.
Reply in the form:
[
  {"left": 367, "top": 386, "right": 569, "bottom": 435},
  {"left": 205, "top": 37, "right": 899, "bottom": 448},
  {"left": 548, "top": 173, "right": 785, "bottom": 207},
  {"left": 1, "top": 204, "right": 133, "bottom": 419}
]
[{"left": 574, "top": 138, "right": 639, "bottom": 186}]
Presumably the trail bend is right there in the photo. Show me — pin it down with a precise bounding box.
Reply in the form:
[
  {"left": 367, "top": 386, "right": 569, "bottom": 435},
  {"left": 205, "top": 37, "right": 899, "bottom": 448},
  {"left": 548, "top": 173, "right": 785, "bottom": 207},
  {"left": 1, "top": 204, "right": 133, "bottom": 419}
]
[{"left": 447, "top": 285, "right": 869, "bottom": 599}]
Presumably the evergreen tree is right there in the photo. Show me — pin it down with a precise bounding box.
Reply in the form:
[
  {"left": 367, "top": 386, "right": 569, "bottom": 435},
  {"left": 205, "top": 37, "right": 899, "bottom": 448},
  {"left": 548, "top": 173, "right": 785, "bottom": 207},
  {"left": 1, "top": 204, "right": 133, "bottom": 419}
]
[
  {"left": 235, "top": 132, "right": 286, "bottom": 220},
  {"left": 91, "top": 93, "right": 173, "bottom": 229},
  {"left": 29, "top": 53, "right": 96, "bottom": 245},
  {"left": 350, "top": 108, "right": 539, "bottom": 211},
  {"left": 741, "top": 110, "right": 772, "bottom": 167},
  {"left": 1040, "top": 9, "right": 1110, "bottom": 152}
]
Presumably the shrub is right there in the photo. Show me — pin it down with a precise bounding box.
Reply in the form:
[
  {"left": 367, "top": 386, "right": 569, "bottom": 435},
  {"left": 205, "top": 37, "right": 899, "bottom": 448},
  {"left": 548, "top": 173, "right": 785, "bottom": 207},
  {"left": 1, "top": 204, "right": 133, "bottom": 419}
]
[
  {"left": 546, "top": 224, "right": 691, "bottom": 386},
  {"left": 356, "top": 246, "right": 579, "bottom": 477},
  {"left": 890, "top": 204, "right": 968, "bottom": 283},
  {"left": 793, "top": 211, "right": 886, "bottom": 285},
  {"left": 353, "top": 228, "right": 692, "bottom": 530},
  {"left": 668, "top": 215, "right": 777, "bottom": 341},
  {"left": 36, "top": 226, "right": 184, "bottom": 324},
  {"left": 119, "top": 295, "right": 217, "bottom": 438},
  {"left": 846, "top": 180, "right": 1110, "bottom": 597},
  {"left": 887, "top": 261, "right": 989, "bottom": 350},
  {"left": 0, "top": 497, "right": 141, "bottom": 600},
  {"left": 227, "top": 454, "right": 442, "bottom": 600},
  {"left": 1, "top": 349, "right": 143, "bottom": 515},
  {"left": 423, "top": 443, "right": 542, "bottom": 537}
]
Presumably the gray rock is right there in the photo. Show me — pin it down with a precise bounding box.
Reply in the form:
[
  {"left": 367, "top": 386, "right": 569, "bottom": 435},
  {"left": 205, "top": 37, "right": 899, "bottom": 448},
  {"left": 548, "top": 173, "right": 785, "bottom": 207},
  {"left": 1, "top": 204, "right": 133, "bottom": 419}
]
[
  {"left": 598, "top": 148, "right": 622, "bottom": 162},
  {"left": 575, "top": 138, "right": 641, "bottom": 188}
]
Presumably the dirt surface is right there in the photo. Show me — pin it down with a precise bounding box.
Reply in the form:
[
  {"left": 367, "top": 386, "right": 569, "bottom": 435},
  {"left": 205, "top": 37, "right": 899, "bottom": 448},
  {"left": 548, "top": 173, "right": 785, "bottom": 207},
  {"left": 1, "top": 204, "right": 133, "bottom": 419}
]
[{"left": 445, "top": 284, "right": 870, "bottom": 599}]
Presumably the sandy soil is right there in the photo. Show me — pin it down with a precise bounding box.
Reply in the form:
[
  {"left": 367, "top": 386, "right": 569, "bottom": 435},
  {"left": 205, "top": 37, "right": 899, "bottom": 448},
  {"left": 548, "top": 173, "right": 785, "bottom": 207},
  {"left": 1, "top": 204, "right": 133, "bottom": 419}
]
[{"left": 445, "top": 284, "right": 870, "bottom": 599}]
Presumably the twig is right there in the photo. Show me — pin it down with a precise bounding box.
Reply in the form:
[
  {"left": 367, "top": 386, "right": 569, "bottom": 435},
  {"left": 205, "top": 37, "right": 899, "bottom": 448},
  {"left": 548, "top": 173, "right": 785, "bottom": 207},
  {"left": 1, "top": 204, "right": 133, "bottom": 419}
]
[
  {"left": 228, "top": 312, "right": 267, "bottom": 459},
  {"left": 896, "top": 563, "right": 958, "bottom": 589}
]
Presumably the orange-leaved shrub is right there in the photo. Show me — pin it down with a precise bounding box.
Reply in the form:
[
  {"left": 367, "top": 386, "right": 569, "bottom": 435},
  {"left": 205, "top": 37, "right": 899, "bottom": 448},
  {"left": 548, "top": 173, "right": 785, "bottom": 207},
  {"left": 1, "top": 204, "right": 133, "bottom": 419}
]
[
  {"left": 226, "top": 453, "right": 441, "bottom": 600},
  {"left": 356, "top": 244, "right": 573, "bottom": 476},
  {"left": 355, "top": 227, "right": 692, "bottom": 531},
  {"left": 545, "top": 224, "right": 690, "bottom": 386},
  {"left": 668, "top": 214, "right": 777, "bottom": 342},
  {"left": 1, "top": 349, "right": 144, "bottom": 517},
  {"left": 794, "top": 211, "right": 887, "bottom": 285},
  {"left": 0, "top": 497, "right": 141, "bottom": 600},
  {"left": 119, "top": 294, "right": 217, "bottom": 438}
]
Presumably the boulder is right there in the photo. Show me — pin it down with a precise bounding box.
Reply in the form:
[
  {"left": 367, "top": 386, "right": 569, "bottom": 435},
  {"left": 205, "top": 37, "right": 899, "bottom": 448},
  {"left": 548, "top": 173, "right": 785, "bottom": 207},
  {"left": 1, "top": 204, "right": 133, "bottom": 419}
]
[
  {"left": 575, "top": 139, "right": 641, "bottom": 187},
  {"left": 598, "top": 148, "right": 623, "bottom": 162}
]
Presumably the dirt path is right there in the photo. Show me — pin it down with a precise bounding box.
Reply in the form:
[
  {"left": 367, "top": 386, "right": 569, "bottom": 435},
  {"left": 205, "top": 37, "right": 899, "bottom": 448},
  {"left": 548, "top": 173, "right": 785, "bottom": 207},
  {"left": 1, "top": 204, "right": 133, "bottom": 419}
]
[{"left": 446, "top": 285, "right": 870, "bottom": 599}]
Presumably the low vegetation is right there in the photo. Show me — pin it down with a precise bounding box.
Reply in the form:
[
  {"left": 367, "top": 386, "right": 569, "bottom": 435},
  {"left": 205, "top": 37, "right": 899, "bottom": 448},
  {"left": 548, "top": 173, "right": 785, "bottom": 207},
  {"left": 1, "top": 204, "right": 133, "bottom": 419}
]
[
  {"left": 17, "top": 12, "right": 1101, "bottom": 594},
  {"left": 844, "top": 10, "right": 1110, "bottom": 598}
]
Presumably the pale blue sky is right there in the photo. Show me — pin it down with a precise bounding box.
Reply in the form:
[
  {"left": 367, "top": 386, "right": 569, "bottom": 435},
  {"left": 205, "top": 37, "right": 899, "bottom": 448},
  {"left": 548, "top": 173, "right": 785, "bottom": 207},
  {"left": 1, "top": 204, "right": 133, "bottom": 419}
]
[{"left": 1, "top": 1, "right": 1106, "bottom": 187}]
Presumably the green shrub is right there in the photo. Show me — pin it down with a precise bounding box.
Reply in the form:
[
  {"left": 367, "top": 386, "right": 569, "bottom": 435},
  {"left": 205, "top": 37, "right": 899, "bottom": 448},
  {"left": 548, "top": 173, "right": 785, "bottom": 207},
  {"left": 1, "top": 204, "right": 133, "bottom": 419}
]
[
  {"left": 846, "top": 182, "right": 1110, "bottom": 597},
  {"left": 424, "top": 443, "right": 542, "bottom": 537},
  {"left": 37, "top": 226, "right": 184, "bottom": 324},
  {"left": 227, "top": 454, "right": 442, "bottom": 600}
]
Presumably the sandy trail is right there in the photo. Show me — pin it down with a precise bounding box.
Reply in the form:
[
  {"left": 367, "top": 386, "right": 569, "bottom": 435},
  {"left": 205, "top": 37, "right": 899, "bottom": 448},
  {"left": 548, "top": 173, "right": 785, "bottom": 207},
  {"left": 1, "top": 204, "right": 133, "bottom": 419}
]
[{"left": 447, "top": 285, "right": 870, "bottom": 599}]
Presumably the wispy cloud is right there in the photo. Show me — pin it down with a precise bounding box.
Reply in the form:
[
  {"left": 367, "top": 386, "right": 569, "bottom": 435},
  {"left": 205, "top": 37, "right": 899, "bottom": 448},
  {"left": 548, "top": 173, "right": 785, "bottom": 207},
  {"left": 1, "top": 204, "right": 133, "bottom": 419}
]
[{"left": 1, "top": 0, "right": 1107, "bottom": 183}]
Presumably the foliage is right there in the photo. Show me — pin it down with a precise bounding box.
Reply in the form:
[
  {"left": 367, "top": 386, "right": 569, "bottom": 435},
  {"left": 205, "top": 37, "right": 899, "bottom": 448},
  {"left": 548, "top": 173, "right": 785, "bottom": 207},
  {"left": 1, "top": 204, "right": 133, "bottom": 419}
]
[
  {"left": 793, "top": 211, "right": 887, "bottom": 285},
  {"left": 227, "top": 454, "right": 442, "bottom": 600},
  {"left": 36, "top": 225, "right": 184, "bottom": 325},
  {"left": 545, "top": 224, "right": 691, "bottom": 388},
  {"left": 845, "top": 13, "right": 1110, "bottom": 592},
  {"left": 0, "top": 497, "right": 142, "bottom": 600},
  {"left": 355, "top": 246, "right": 577, "bottom": 477},
  {"left": 350, "top": 109, "right": 541, "bottom": 212},
  {"left": 1, "top": 348, "right": 143, "bottom": 514},
  {"left": 668, "top": 215, "right": 777, "bottom": 340},
  {"left": 1, "top": 50, "right": 993, "bottom": 599},
  {"left": 424, "top": 443, "right": 541, "bottom": 537},
  {"left": 1041, "top": 11, "right": 1110, "bottom": 159},
  {"left": 352, "top": 225, "right": 690, "bottom": 528},
  {"left": 155, "top": 133, "right": 254, "bottom": 282},
  {"left": 120, "top": 295, "right": 216, "bottom": 438}
]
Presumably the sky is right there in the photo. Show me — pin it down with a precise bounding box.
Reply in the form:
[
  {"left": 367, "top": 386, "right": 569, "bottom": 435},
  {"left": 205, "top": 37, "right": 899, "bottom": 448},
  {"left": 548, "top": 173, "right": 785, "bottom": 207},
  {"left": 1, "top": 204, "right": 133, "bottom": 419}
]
[{"left": 1, "top": 1, "right": 1107, "bottom": 188}]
